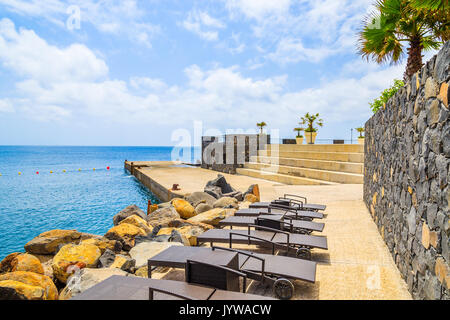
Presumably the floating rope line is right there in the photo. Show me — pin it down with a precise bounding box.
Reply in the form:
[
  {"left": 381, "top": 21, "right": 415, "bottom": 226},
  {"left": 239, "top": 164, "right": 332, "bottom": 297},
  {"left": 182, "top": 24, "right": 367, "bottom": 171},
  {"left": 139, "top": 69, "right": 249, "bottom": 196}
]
[{"left": 0, "top": 167, "right": 112, "bottom": 177}]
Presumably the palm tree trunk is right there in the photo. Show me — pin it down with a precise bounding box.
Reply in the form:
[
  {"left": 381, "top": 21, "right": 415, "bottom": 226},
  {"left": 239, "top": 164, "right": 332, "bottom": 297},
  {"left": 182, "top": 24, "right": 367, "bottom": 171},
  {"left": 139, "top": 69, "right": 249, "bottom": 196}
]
[{"left": 404, "top": 37, "right": 423, "bottom": 81}]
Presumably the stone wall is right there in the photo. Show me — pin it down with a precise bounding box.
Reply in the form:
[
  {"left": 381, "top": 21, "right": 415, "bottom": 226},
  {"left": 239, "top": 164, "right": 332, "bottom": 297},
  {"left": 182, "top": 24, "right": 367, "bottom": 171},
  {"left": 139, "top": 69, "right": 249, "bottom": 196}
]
[
  {"left": 201, "top": 134, "right": 270, "bottom": 174},
  {"left": 363, "top": 42, "right": 449, "bottom": 300}
]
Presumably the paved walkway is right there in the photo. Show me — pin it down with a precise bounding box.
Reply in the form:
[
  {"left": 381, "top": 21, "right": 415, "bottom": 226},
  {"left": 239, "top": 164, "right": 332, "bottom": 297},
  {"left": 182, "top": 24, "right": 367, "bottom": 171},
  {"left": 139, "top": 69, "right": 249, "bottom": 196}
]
[{"left": 132, "top": 163, "right": 411, "bottom": 299}]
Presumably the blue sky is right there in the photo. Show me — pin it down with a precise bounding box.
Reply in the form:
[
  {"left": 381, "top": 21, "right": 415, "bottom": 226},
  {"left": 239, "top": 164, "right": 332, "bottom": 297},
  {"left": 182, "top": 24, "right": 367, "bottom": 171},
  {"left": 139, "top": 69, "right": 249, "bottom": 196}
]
[{"left": 0, "top": 0, "right": 438, "bottom": 146}]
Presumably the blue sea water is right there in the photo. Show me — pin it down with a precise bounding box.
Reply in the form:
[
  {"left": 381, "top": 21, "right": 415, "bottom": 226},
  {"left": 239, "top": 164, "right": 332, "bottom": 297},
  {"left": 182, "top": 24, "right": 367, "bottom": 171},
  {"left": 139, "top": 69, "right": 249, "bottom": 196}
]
[{"left": 0, "top": 146, "right": 200, "bottom": 260}]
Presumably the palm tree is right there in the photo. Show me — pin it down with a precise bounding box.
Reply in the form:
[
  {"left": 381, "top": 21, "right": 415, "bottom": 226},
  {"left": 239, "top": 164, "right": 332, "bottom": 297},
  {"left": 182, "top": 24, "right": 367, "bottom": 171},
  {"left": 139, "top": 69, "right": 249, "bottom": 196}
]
[
  {"left": 256, "top": 122, "right": 267, "bottom": 134},
  {"left": 358, "top": 0, "right": 443, "bottom": 81},
  {"left": 410, "top": 0, "right": 450, "bottom": 42}
]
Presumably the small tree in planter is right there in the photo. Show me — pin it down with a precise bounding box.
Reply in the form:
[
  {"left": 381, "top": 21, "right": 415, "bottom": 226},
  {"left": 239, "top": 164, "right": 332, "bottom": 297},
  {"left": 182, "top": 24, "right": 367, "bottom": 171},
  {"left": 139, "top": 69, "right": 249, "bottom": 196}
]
[
  {"left": 301, "top": 113, "right": 323, "bottom": 144},
  {"left": 256, "top": 122, "right": 267, "bottom": 134},
  {"left": 356, "top": 127, "right": 365, "bottom": 145},
  {"left": 293, "top": 127, "right": 304, "bottom": 145}
]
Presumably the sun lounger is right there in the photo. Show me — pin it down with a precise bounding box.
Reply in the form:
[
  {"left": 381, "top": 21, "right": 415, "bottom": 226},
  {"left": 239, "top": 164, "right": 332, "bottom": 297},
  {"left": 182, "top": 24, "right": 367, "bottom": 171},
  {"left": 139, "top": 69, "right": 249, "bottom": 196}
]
[
  {"left": 147, "top": 245, "right": 317, "bottom": 299},
  {"left": 219, "top": 215, "right": 324, "bottom": 234},
  {"left": 196, "top": 225, "right": 327, "bottom": 260},
  {"left": 71, "top": 275, "right": 274, "bottom": 300},
  {"left": 234, "top": 206, "right": 324, "bottom": 221},
  {"left": 250, "top": 194, "right": 326, "bottom": 212}
]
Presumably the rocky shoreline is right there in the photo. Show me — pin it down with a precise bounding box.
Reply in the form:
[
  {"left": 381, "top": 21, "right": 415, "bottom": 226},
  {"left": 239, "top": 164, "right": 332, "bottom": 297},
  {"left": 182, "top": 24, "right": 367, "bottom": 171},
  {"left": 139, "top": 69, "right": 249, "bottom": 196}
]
[{"left": 0, "top": 174, "right": 260, "bottom": 300}]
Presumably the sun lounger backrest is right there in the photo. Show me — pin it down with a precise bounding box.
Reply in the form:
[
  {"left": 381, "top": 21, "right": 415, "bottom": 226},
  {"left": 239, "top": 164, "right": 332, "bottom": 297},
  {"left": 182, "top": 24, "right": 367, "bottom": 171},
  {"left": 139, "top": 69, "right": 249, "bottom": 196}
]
[
  {"left": 256, "top": 217, "right": 283, "bottom": 231},
  {"left": 185, "top": 259, "right": 247, "bottom": 293}
]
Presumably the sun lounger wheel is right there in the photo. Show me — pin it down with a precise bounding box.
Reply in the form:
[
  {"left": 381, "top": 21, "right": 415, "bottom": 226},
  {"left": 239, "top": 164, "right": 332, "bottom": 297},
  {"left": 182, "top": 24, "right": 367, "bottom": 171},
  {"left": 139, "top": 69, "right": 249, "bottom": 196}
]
[
  {"left": 273, "top": 278, "right": 294, "bottom": 300},
  {"left": 296, "top": 248, "right": 311, "bottom": 260}
]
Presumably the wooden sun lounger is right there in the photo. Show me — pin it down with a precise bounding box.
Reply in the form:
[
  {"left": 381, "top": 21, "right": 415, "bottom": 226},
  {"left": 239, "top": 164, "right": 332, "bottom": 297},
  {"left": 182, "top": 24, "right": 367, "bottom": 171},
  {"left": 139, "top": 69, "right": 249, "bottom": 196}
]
[
  {"left": 71, "top": 275, "right": 274, "bottom": 300},
  {"left": 234, "top": 207, "right": 324, "bottom": 220},
  {"left": 219, "top": 215, "right": 325, "bottom": 234},
  {"left": 197, "top": 225, "right": 328, "bottom": 260},
  {"left": 250, "top": 194, "right": 327, "bottom": 212},
  {"left": 148, "top": 246, "right": 317, "bottom": 299}
]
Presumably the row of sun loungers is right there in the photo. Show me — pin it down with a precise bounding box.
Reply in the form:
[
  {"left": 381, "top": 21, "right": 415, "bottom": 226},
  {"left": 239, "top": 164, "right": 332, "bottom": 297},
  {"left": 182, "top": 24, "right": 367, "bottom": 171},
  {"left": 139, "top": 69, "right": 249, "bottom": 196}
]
[{"left": 72, "top": 194, "right": 327, "bottom": 300}]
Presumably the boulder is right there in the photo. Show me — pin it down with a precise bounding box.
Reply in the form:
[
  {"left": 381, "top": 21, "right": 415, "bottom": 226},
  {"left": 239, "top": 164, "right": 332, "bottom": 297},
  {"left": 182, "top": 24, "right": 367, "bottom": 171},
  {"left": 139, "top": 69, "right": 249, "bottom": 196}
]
[
  {"left": 223, "top": 191, "right": 244, "bottom": 201},
  {"left": 244, "top": 194, "right": 258, "bottom": 203},
  {"left": 24, "top": 229, "right": 82, "bottom": 255},
  {"left": 187, "top": 208, "right": 230, "bottom": 226},
  {"left": 168, "top": 219, "right": 213, "bottom": 232},
  {"left": 146, "top": 207, "right": 180, "bottom": 227},
  {"left": 195, "top": 203, "right": 213, "bottom": 214},
  {"left": 81, "top": 237, "right": 122, "bottom": 254},
  {"left": 112, "top": 205, "right": 147, "bottom": 226},
  {"left": 98, "top": 249, "right": 116, "bottom": 268},
  {"left": 185, "top": 192, "right": 217, "bottom": 207},
  {"left": 0, "top": 253, "right": 44, "bottom": 275},
  {"left": 59, "top": 268, "right": 130, "bottom": 300},
  {"left": 109, "top": 255, "right": 135, "bottom": 272},
  {"left": 0, "top": 280, "right": 45, "bottom": 300},
  {"left": 129, "top": 242, "right": 183, "bottom": 268},
  {"left": 0, "top": 271, "right": 58, "bottom": 300},
  {"left": 119, "top": 215, "right": 153, "bottom": 234},
  {"left": 244, "top": 184, "right": 260, "bottom": 202},
  {"left": 213, "top": 197, "right": 239, "bottom": 209},
  {"left": 204, "top": 174, "right": 234, "bottom": 199},
  {"left": 52, "top": 243, "right": 102, "bottom": 283},
  {"left": 171, "top": 198, "right": 196, "bottom": 219},
  {"left": 156, "top": 228, "right": 190, "bottom": 246},
  {"left": 177, "top": 225, "right": 206, "bottom": 246},
  {"left": 104, "top": 223, "right": 148, "bottom": 251}
]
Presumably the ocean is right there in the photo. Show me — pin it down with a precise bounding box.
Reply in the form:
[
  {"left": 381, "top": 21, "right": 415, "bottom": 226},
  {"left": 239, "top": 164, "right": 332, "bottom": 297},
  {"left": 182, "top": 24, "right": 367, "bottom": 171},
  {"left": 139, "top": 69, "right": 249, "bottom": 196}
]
[{"left": 0, "top": 146, "right": 199, "bottom": 260}]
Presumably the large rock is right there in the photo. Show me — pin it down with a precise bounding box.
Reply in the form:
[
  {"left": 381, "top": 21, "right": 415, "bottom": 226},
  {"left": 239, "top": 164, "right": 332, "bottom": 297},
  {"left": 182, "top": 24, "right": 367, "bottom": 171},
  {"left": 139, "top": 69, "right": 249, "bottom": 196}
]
[
  {"left": 112, "top": 205, "right": 147, "bottom": 226},
  {"left": 156, "top": 228, "right": 190, "bottom": 246},
  {"left": 171, "top": 198, "right": 196, "bottom": 219},
  {"left": 0, "top": 253, "right": 44, "bottom": 275},
  {"left": 109, "top": 255, "right": 135, "bottom": 272},
  {"left": 104, "top": 223, "right": 148, "bottom": 251},
  {"left": 146, "top": 206, "right": 180, "bottom": 227},
  {"left": 81, "top": 237, "right": 122, "bottom": 254},
  {"left": 213, "top": 196, "right": 239, "bottom": 209},
  {"left": 177, "top": 226, "right": 206, "bottom": 246},
  {"left": 24, "top": 229, "right": 82, "bottom": 255},
  {"left": 204, "top": 174, "right": 234, "bottom": 199},
  {"left": 185, "top": 192, "right": 217, "bottom": 207},
  {"left": 244, "top": 194, "right": 258, "bottom": 203},
  {"left": 98, "top": 249, "right": 116, "bottom": 268},
  {"left": 129, "top": 242, "right": 183, "bottom": 268},
  {"left": 243, "top": 184, "right": 260, "bottom": 202},
  {"left": 168, "top": 219, "right": 213, "bottom": 232},
  {"left": 119, "top": 215, "right": 153, "bottom": 234},
  {"left": 195, "top": 203, "right": 213, "bottom": 214},
  {"left": 187, "top": 208, "right": 231, "bottom": 226},
  {"left": 52, "top": 243, "right": 102, "bottom": 283},
  {"left": 223, "top": 191, "right": 244, "bottom": 201},
  {"left": 0, "top": 271, "right": 58, "bottom": 300},
  {"left": 59, "top": 268, "right": 130, "bottom": 300}
]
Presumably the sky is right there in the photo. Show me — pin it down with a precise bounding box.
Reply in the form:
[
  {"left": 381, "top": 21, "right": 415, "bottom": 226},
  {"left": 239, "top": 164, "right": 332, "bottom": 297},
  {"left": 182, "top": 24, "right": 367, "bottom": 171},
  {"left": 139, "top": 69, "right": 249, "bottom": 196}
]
[{"left": 0, "top": 0, "right": 439, "bottom": 146}]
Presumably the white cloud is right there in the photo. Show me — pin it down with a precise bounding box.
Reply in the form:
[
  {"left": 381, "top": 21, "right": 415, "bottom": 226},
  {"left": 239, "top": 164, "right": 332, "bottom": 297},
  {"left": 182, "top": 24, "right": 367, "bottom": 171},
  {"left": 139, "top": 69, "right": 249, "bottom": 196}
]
[
  {"left": 181, "top": 10, "right": 225, "bottom": 41},
  {"left": 268, "top": 38, "right": 336, "bottom": 64},
  {"left": 0, "top": 19, "right": 108, "bottom": 83},
  {"left": 0, "top": 99, "right": 14, "bottom": 113},
  {"left": 225, "top": 0, "right": 292, "bottom": 20},
  {"left": 0, "top": 0, "right": 160, "bottom": 47},
  {"left": 0, "top": 18, "right": 407, "bottom": 139}
]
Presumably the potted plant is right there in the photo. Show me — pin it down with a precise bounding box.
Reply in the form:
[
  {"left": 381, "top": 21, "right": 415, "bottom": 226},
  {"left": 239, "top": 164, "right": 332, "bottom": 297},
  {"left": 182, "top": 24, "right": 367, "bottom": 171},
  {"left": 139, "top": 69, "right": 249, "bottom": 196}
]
[
  {"left": 301, "top": 113, "right": 323, "bottom": 144},
  {"left": 256, "top": 122, "right": 267, "bottom": 134},
  {"left": 356, "top": 127, "right": 365, "bottom": 145},
  {"left": 293, "top": 127, "right": 304, "bottom": 145}
]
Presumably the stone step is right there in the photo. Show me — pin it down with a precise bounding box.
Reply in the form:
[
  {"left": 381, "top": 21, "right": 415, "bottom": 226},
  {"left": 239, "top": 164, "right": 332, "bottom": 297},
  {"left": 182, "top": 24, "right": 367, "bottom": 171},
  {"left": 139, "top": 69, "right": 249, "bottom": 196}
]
[
  {"left": 235, "top": 168, "right": 337, "bottom": 185},
  {"left": 250, "top": 156, "right": 363, "bottom": 174},
  {"left": 267, "top": 144, "right": 364, "bottom": 153},
  {"left": 259, "top": 150, "right": 364, "bottom": 163},
  {"left": 244, "top": 162, "right": 364, "bottom": 184}
]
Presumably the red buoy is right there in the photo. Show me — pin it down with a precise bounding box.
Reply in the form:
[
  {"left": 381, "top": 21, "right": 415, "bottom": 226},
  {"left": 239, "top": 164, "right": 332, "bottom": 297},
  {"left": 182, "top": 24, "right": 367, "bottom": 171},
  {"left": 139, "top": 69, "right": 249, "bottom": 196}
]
[
  {"left": 36, "top": 171, "right": 39, "bottom": 174},
  {"left": 107, "top": 166, "right": 110, "bottom": 170}
]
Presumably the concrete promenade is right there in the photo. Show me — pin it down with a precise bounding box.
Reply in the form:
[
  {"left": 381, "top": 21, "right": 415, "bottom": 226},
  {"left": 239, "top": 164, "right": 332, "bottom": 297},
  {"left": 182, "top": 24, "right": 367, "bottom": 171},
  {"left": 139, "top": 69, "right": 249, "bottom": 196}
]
[{"left": 126, "top": 161, "right": 411, "bottom": 299}]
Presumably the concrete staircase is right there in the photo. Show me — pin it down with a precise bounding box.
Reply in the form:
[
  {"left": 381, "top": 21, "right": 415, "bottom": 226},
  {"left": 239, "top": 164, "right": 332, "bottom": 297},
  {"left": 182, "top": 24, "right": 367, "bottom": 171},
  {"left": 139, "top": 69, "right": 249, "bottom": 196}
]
[{"left": 236, "top": 144, "right": 364, "bottom": 185}]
